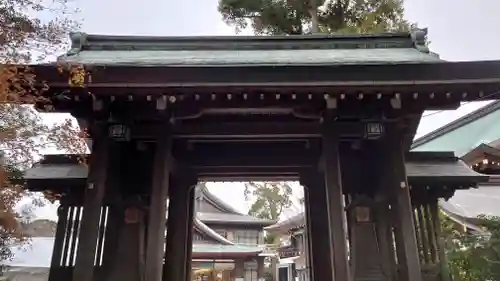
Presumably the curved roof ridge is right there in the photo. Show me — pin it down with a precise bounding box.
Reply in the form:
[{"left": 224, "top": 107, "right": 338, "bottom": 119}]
[
  {"left": 197, "top": 211, "right": 277, "bottom": 226},
  {"left": 487, "top": 137, "right": 500, "bottom": 148},
  {"left": 440, "top": 209, "right": 485, "bottom": 233},
  {"left": 265, "top": 212, "right": 305, "bottom": 232},
  {"left": 200, "top": 184, "right": 244, "bottom": 215},
  {"left": 67, "top": 29, "right": 426, "bottom": 51},
  {"left": 193, "top": 217, "right": 235, "bottom": 245},
  {"left": 461, "top": 143, "right": 500, "bottom": 164}
]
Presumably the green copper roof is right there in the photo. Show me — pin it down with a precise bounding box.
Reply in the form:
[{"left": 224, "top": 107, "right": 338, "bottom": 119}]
[
  {"left": 58, "top": 29, "right": 441, "bottom": 67},
  {"left": 197, "top": 212, "right": 275, "bottom": 226},
  {"left": 412, "top": 101, "right": 500, "bottom": 157}
]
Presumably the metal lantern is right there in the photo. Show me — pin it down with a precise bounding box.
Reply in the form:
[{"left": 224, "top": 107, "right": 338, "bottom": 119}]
[
  {"left": 355, "top": 206, "right": 371, "bottom": 223},
  {"left": 108, "top": 124, "right": 130, "bottom": 141},
  {"left": 364, "top": 122, "right": 384, "bottom": 139}
]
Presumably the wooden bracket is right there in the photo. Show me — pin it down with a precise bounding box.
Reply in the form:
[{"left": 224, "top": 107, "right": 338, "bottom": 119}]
[{"left": 156, "top": 96, "right": 167, "bottom": 110}]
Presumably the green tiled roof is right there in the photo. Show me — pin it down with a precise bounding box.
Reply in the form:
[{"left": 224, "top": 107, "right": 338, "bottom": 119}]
[
  {"left": 412, "top": 101, "right": 500, "bottom": 157},
  {"left": 193, "top": 244, "right": 262, "bottom": 253},
  {"left": 58, "top": 29, "right": 440, "bottom": 67},
  {"left": 60, "top": 48, "right": 439, "bottom": 67}
]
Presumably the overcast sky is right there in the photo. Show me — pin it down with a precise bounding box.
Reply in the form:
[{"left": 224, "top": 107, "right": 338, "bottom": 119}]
[{"left": 33, "top": 0, "right": 500, "bottom": 220}]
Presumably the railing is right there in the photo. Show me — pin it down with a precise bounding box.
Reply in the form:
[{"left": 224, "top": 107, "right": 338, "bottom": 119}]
[
  {"left": 412, "top": 199, "right": 449, "bottom": 281},
  {"left": 49, "top": 204, "right": 110, "bottom": 281},
  {"left": 278, "top": 247, "right": 302, "bottom": 259}
]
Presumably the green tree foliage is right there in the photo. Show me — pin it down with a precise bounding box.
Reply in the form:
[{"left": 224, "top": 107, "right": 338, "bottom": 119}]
[
  {"left": 0, "top": 0, "right": 82, "bottom": 271},
  {"left": 443, "top": 214, "right": 500, "bottom": 281},
  {"left": 0, "top": 106, "right": 85, "bottom": 271},
  {"left": 244, "top": 182, "right": 293, "bottom": 244},
  {"left": 245, "top": 182, "right": 293, "bottom": 281},
  {"left": 245, "top": 182, "right": 293, "bottom": 220},
  {"left": 218, "top": 0, "right": 412, "bottom": 35}
]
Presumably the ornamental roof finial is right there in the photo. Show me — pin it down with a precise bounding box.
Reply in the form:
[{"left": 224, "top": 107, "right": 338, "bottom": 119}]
[
  {"left": 67, "top": 32, "right": 88, "bottom": 56},
  {"left": 411, "top": 27, "right": 429, "bottom": 53}
]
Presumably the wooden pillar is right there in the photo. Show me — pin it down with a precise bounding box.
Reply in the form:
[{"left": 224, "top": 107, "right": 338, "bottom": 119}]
[
  {"left": 101, "top": 205, "right": 120, "bottom": 267},
  {"left": 423, "top": 204, "right": 438, "bottom": 265},
  {"left": 429, "top": 199, "right": 451, "bottom": 281},
  {"left": 374, "top": 200, "right": 397, "bottom": 281},
  {"left": 301, "top": 172, "right": 334, "bottom": 281},
  {"left": 257, "top": 257, "right": 265, "bottom": 281},
  {"left": 107, "top": 200, "right": 148, "bottom": 281},
  {"left": 303, "top": 193, "right": 313, "bottom": 281},
  {"left": 62, "top": 204, "right": 80, "bottom": 268},
  {"left": 233, "top": 259, "right": 245, "bottom": 281},
  {"left": 145, "top": 130, "right": 173, "bottom": 281},
  {"left": 348, "top": 195, "right": 388, "bottom": 281},
  {"left": 163, "top": 175, "right": 196, "bottom": 281},
  {"left": 100, "top": 144, "right": 123, "bottom": 271},
  {"left": 322, "top": 119, "right": 350, "bottom": 281},
  {"left": 185, "top": 187, "right": 195, "bottom": 281},
  {"left": 72, "top": 127, "right": 110, "bottom": 281},
  {"left": 48, "top": 201, "right": 69, "bottom": 281},
  {"left": 103, "top": 141, "right": 150, "bottom": 281},
  {"left": 386, "top": 129, "right": 422, "bottom": 281}
]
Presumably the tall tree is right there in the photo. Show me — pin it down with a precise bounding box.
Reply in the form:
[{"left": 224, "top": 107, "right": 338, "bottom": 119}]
[
  {"left": 218, "top": 0, "right": 411, "bottom": 35},
  {"left": 245, "top": 182, "right": 293, "bottom": 222},
  {"left": 245, "top": 182, "right": 294, "bottom": 281},
  {"left": 244, "top": 181, "right": 294, "bottom": 243},
  {"left": 0, "top": 0, "right": 84, "bottom": 269},
  {"left": 223, "top": 0, "right": 415, "bottom": 238}
]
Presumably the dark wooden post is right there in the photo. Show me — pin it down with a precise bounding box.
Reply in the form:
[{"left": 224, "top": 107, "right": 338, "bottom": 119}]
[
  {"left": 322, "top": 119, "right": 350, "bottom": 281},
  {"left": 48, "top": 199, "right": 69, "bottom": 281},
  {"left": 102, "top": 141, "right": 151, "bottom": 281},
  {"left": 185, "top": 186, "right": 195, "bottom": 281},
  {"left": 300, "top": 172, "right": 334, "bottom": 281},
  {"left": 303, "top": 194, "right": 313, "bottom": 281},
  {"left": 347, "top": 195, "right": 383, "bottom": 280},
  {"left": 100, "top": 144, "right": 122, "bottom": 271},
  {"left": 163, "top": 175, "right": 196, "bottom": 281},
  {"left": 423, "top": 204, "right": 438, "bottom": 265},
  {"left": 233, "top": 259, "right": 245, "bottom": 281},
  {"left": 429, "top": 199, "right": 451, "bottom": 281},
  {"left": 145, "top": 130, "right": 173, "bottom": 281},
  {"left": 101, "top": 205, "right": 120, "bottom": 267},
  {"left": 374, "top": 199, "right": 397, "bottom": 280},
  {"left": 257, "top": 257, "right": 265, "bottom": 281},
  {"left": 72, "top": 126, "right": 110, "bottom": 281},
  {"left": 386, "top": 128, "right": 422, "bottom": 281}
]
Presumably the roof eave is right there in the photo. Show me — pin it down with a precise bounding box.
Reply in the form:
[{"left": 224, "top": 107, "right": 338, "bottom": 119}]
[
  {"left": 265, "top": 213, "right": 305, "bottom": 233},
  {"left": 440, "top": 206, "right": 487, "bottom": 233},
  {"left": 409, "top": 175, "right": 488, "bottom": 185},
  {"left": 201, "top": 219, "right": 277, "bottom": 226},
  {"left": 193, "top": 218, "right": 235, "bottom": 245},
  {"left": 461, "top": 143, "right": 500, "bottom": 164},
  {"left": 192, "top": 252, "right": 262, "bottom": 258}
]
